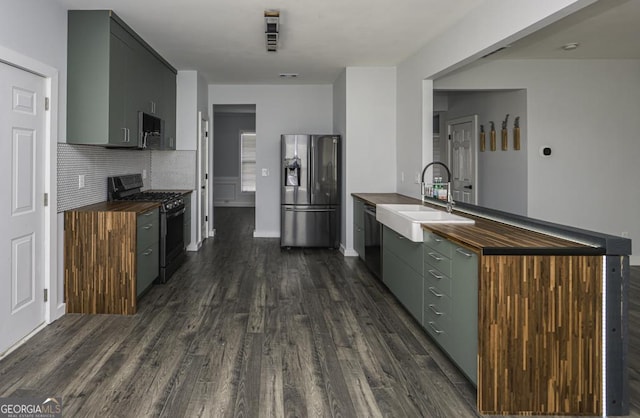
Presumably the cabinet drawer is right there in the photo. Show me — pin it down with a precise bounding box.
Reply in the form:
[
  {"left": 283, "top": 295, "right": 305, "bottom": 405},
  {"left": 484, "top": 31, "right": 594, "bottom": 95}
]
[
  {"left": 423, "top": 230, "right": 454, "bottom": 258},
  {"left": 383, "top": 226, "right": 422, "bottom": 274},
  {"left": 424, "top": 314, "right": 451, "bottom": 350},
  {"left": 137, "top": 208, "right": 159, "bottom": 248},
  {"left": 382, "top": 249, "right": 423, "bottom": 321},
  {"left": 423, "top": 248, "right": 452, "bottom": 277},
  {"left": 353, "top": 198, "right": 365, "bottom": 227},
  {"left": 424, "top": 267, "right": 452, "bottom": 297},
  {"left": 424, "top": 289, "right": 451, "bottom": 325},
  {"left": 137, "top": 242, "right": 159, "bottom": 296}
]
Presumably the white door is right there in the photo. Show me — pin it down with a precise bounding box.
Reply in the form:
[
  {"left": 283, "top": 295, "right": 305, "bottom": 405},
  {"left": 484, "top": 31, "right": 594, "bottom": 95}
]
[
  {"left": 0, "top": 62, "right": 46, "bottom": 356},
  {"left": 198, "top": 113, "right": 209, "bottom": 242},
  {"left": 447, "top": 115, "right": 478, "bottom": 204}
]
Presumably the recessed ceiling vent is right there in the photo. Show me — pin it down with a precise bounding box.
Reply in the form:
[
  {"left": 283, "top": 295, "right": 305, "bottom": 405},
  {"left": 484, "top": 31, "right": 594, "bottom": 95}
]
[{"left": 265, "top": 10, "right": 280, "bottom": 52}]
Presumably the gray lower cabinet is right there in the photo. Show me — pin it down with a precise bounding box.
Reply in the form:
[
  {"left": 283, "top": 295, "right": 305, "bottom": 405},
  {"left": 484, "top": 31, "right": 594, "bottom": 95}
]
[
  {"left": 423, "top": 230, "right": 478, "bottom": 384},
  {"left": 353, "top": 198, "right": 365, "bottom": 259},
  {"left": 382, "top": 225, "right": 423, "bottom": 320},
  {"left": 136, "top": 208, "right": 159, "bottom": 296},
  {"left": 67, "top": 10, "right": 176, "bottom": 148}
]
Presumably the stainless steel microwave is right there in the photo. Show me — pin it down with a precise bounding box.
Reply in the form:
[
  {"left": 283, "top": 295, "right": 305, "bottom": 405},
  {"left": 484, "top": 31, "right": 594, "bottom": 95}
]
[{"left": 138, "top": 111, "right": 163, "bottom": 149}]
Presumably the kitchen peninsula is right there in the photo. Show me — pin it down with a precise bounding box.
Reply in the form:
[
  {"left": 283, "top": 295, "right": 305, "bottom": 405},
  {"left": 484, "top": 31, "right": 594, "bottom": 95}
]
[{"left": 352, "top": 193, "right": 629, "bottom": 416}]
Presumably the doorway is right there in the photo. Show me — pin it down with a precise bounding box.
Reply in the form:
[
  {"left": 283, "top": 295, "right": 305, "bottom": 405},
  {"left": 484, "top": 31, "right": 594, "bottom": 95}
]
[{"left": 212, "top": 105, "right": 257, "bottom": 236}]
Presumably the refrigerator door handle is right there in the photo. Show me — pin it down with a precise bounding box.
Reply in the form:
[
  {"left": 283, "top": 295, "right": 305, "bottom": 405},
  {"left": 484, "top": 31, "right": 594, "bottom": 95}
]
[
  {"left": 284, "top": 207, "right": 336, "bottom": 213},
  {"left": 309, "top": 138, "right": 315, "bottom": 204}
]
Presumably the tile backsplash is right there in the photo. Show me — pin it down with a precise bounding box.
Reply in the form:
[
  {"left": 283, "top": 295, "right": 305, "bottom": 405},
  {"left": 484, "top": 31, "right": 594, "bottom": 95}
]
[
  {"left": 150, "top": 150, "right": 197, "bottom": 190},
  {"left": 57, "top": 143, "right": 151, "bottom": 212}
]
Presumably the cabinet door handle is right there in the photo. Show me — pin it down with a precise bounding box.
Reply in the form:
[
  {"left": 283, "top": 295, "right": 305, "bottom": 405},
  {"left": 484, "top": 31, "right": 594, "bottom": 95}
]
[
  {"left": 122, "top": 127, "right": 127, "bottom": 142},
  {"left": 143, "top": 249, "right": 153, "bottom": 256},
  {"left": 428, "top": 252, "right": 442, "bottom": 261},
  {"left": 428, "top": 287, "right": 443, "bottom": 297},
  {"left": 428, "top": 304, "right": 443, "bottom": 316},
  {"left": 428, "top": 269, "right": 444, "bottom": 280},
  {"left": 455, "top": 248, "right": 473, "bottom": 258},
  {"left": 143, "top": 224, "right": 153, "bottom": 230},
  {"left": 428, "top": 322, "right": 443, "bottom": 334}
]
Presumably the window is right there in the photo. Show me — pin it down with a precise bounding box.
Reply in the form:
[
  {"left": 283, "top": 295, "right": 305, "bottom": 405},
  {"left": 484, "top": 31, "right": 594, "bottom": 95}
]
[{"left": 240, "top": 132, "right": 256, "bottom": 192}]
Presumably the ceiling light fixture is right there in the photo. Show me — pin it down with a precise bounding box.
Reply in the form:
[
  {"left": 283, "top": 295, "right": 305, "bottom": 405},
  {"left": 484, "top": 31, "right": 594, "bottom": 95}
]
[
  {"left": 561, "top": 42, "right": 580, "bottom": 51},
  {"left": 265, "top": 10, "right": 280, "bottom": 52}
]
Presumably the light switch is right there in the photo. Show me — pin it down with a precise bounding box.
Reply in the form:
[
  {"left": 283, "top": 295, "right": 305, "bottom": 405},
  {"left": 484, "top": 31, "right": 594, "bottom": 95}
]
[
  {"left": 142, "top": 169, "right": 147, "bottom": 179},
  {"left": 261, "top": 168, "right": 269, "bottom": 177}
]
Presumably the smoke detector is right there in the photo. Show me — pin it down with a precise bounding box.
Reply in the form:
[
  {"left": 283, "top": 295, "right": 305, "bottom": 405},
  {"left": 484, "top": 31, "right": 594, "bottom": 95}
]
[{"left": 265, "top": 10, "right": 279, "bottom": 52}]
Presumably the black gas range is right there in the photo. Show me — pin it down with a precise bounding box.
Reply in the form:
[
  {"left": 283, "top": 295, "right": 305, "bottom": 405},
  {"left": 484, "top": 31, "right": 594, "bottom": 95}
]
[{"left": 108, "top": 174, "right": 186, "bottom": 283}]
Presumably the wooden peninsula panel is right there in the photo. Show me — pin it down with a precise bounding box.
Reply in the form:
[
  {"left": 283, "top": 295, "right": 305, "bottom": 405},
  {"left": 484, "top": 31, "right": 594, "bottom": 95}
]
[
  {"left": 478, "top": 255, "right": 602, "bottom": 415},
  {"left": 64, "top": 210, "right": 137, "bottom": 314}
]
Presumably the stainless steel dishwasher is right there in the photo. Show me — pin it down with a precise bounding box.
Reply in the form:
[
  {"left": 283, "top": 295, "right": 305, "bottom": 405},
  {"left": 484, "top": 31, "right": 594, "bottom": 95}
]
[{"left": 363, "top": 204, "right": 382, "bottom": 279}]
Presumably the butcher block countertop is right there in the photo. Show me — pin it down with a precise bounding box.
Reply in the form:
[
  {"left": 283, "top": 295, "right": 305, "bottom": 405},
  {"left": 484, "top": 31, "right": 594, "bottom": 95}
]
[
  {"left": 351, "top": 193, "right": 601, "bottom": 256},
  {"left": 69, "top": 201, "right": 160, "bottom": 214}
]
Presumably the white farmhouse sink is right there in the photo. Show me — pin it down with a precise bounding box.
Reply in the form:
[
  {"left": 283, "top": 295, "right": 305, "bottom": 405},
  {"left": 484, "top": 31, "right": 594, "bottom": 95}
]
[{"left": 376, "top": 203, "right": 474, "bottom": 242}]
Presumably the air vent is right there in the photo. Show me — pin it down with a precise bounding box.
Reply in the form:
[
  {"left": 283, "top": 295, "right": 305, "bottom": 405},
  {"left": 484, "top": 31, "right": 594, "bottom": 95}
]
[
  {"left": 265, "top": 10, "right": 280, "bottom": 52},
  {"left": 279, "top": 73, "right": 298, "bottom": 78}
]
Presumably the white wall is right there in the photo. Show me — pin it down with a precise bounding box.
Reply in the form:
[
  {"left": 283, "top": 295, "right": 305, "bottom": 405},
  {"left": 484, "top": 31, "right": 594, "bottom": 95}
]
[
  {"left": 209, "top": 85, "right": 334, "bottom": 237},
  {"left": 395, "top": 0, "right": 596, "bottom": 200},
  {"left": 441, "top": 90, "right": 528, "bottom": 215},
  {"left": 1, "top": 0, "right": 68, "bottom": 321},
  {"left": 343, "top": 67, "right": 397, "bottom": 254},
  {"left": 177, "top": 71, "right": 198, "bottom": 151},
  {"left": 436, "top": 59, "right": 640, "bottom": 262}
]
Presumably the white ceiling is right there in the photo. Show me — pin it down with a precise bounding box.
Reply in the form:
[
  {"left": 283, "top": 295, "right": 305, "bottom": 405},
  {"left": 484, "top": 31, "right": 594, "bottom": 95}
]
[
  {"left": 55, "top": 0, "right": 483, "bottom": 84},
  {"left": 487, "top": 0, "right": 640, "bottom": 60}
]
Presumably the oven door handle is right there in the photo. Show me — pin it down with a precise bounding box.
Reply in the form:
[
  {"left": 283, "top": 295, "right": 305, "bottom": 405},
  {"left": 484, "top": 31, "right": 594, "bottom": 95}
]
[{"left": 166, "top": 208, "right": 185, "bottom": 219}]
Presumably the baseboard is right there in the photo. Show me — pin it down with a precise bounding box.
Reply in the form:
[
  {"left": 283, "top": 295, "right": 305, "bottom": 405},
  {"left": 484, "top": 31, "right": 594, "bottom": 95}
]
[
  {"left": 0, "top": 322, "right": 47, "bottom": 361},
  {"left": 187, "top": 241, "right": 201, "bottom": 252},
  {"left": 631, "top": 255, "right": 639, "bottom": 266},
  {"left": 253, "top": 230, "right": 280, "bottom": 238},
  {"left": 341, "top": 245, "right": 358, "bottom": 257},
  {"left": 214, "top": 202, "right": 255, "bottom": 208}
]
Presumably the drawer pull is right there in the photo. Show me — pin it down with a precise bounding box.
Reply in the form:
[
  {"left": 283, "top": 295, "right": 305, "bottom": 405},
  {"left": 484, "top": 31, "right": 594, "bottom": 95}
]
[
  {"left": 428, "top": 252, "right": 442, "bottom": 261},
  {"left": 428, "top": 304, "right": 442, "bottom": 316},
  {"left": 433, "top": 236, "right": 442, "bottom": 243},
  {"left": 143, "top": 224, "right": 153, "bottom": 230},
  {"left": 396, "top": 234, "right": 405, "bottom": 240},
  {"left": 428, "top": 269, "right": 443, "bottom": 280},
  {"left": 455, "top": 248, "right": 473, "bottom": 258},
  {"left": 428, "top": 287, "right": 443, "bottom": 297},
  {"left": 143, "top": 249, "right": 153, "bottom": 256},
  {"left": 428, "top": 322, "right": 443, "bottom": 334},
  {"left": 143, "top": 211, "right": 154, "bottom": 217}
]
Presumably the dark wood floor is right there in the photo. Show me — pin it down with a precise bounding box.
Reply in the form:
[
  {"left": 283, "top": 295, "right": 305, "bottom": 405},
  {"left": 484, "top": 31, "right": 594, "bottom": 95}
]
[{"left": 0, "top": 207, "right": 638, "bottom": 417}]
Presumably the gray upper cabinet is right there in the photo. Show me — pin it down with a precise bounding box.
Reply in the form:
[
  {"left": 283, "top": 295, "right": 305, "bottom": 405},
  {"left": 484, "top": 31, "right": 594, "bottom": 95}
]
[{"left": 67, "top": 10, "right": 177, "bottom": 148}]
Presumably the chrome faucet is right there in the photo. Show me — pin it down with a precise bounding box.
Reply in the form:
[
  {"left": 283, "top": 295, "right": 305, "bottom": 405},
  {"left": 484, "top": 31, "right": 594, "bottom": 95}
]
[{"left": 420, "top": 161, "right": 455, "bottom": 213}]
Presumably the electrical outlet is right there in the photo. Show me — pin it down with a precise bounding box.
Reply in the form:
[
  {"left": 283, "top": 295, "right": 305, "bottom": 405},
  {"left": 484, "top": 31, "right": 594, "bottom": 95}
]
[
  {"left": 621, "top": 231, "right": 630, "bottom": 238},
  {"left": 401, "top": 172, "right": 405, "bottom": 183},
  {"left": 78, "top": 174, "right": 85, "bottom": 189},
  {"left": 261, "top": 168, "right": 269, "bottom": 177},
  {"left": 142, "top": 169, "right": 147, "bottom": 179},
  {"left": 414, "top": 172, "right": 421, "bottom": 184}
]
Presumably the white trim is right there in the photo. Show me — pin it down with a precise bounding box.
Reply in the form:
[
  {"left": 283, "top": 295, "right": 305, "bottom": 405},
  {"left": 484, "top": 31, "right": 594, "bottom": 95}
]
[
  {"left": 601, "top": 256, "right": 607, "bottom": 417},
  {"left": 253, "top": 230, "right": 280, "bottom": 238},
  {"left": 341, "top": 245, "right": 358, "bottom": 257},
  {"left": 209, "top": 229, "right": 216, "bottom": 238},
  {"left": 0, "top": 45, "right": 64, "bottom": 324}
]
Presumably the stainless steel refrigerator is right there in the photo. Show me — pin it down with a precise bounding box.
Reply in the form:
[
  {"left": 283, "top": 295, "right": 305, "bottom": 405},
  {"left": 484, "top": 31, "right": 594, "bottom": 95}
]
[{"left": 281, "top": 134, "right": 340, "bottom": 248}]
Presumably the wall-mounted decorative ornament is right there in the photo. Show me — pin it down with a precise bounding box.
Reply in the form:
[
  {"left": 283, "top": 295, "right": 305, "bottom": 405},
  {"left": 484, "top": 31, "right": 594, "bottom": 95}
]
[
  {"left": 501, "top": 114, "right": 509, "bottom": 151},
  {"left": 513, "top": 116, "right": 521, "bottom": 150},
  {"left": 479, "top": 124, "right": 486, "bottom": 152},
  {"left": 489, "top": 121, "right": 496, "bottom": 151}
]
